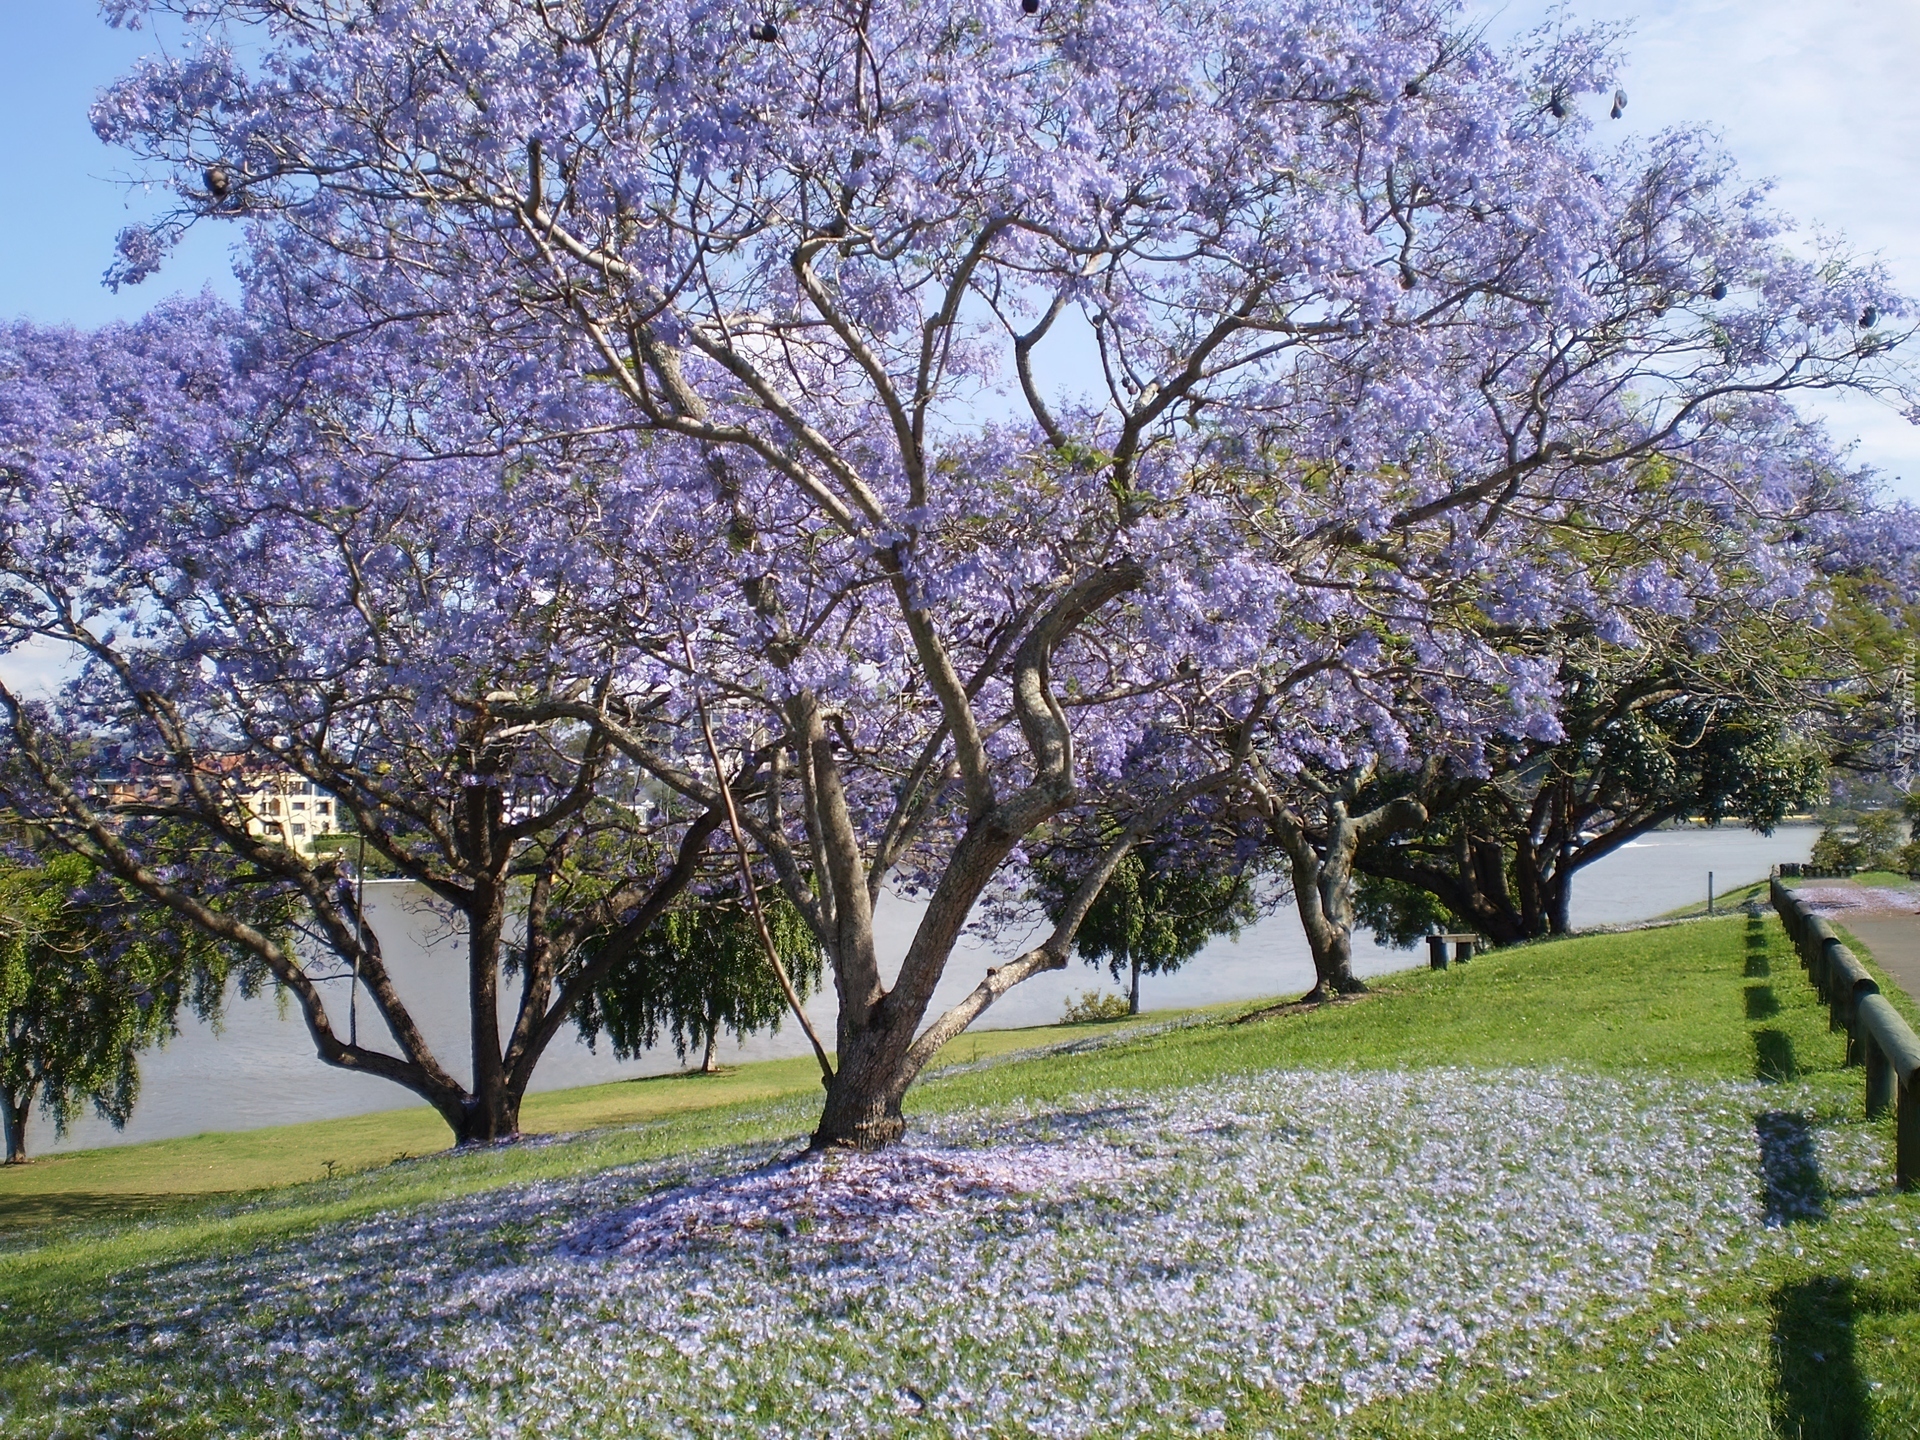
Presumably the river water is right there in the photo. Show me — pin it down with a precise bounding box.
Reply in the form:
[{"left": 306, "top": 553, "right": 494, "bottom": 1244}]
[{"left": 41, "top": 823, "right": 1814, "bottom": 1153}]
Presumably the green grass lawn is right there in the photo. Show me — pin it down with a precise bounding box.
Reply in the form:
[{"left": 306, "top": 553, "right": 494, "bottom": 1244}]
[
  {"left": 0, "top": 1019, "right": 1142, "bottom": 1233},
  {"left": 3, "top": 916, "right": 1917, "bottom": 1438},
  {"left": 1651, "top": 873, "right": 1773, "bottom": 921}
]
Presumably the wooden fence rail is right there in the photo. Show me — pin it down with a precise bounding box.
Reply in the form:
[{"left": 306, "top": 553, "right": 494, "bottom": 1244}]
[{"left": 1770, "top": 876, "right": 1920, "bottom": 1189}]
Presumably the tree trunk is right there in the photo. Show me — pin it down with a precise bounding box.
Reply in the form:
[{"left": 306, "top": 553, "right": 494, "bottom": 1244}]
[
  {"left": 1544, "top": 870, "right": 1572, "bottom": 935},
  {"left": 456, "top": 773, "right": 519, "bottom": 1147},
  {"left": 1128, "top": 945, "right": 1141, "bottom": 1015},
  {"left": 1311, "top": 899, "right": 1365, "bottom": 997},
  {"left": 440, "top": 1086, "right": 518, "bottom": 1145},
  {"left": 792, "top": 565, "right": 1179, "bottom": 1151},
  {"left": 1, "top": 1090, "right": 27, "bottom": 1164},
  {"left": 701, "top": 1025, "right": 719, "bottom": 1074},
  {"left": 1512, "top": 829, "right": 1556, "bottom": 940},
  {"left": 1277, "top": 809, "right": 1366, "bottom": 1002},
  {"left": 812, "top": 1026, "right": 911, "bottom": 1150},
  {"left": 1403, "top": 830, "right": 1534, "bottom": 946},
  {"left": 1269, "top": 788, "right": 1427, "bottom": 999}
]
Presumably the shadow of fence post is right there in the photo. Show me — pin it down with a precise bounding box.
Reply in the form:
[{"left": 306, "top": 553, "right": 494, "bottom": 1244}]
[{"left": 1770, "top": 1276, "right": 1870, "bottom": 1440}]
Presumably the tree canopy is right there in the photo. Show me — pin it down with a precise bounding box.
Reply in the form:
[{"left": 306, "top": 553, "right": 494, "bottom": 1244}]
[
  {"left": 575, "top": 888, "right": 823, "bottom": 1073},
  {"left": 1355, "top": 585, "right": 1889, "bottom": 946},
  {"left": 1038, "top": 841, "right": 1258, "bottom": 1013},
  {"left": 0, "top": 0, "right": 1911, "bottom": 1150}
]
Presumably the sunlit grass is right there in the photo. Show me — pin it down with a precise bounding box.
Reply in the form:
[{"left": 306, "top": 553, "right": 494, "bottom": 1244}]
[{"left": 1, "top": 915, "right": 1916, "bottom": 1437}]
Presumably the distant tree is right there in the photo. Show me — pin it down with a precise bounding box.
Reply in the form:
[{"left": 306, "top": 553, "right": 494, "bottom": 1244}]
[
  {"left": 1358, "top": 660, "right": 1826, "bottom": 945},
  {"left": 1037, "top": 842, "right": 1256, "bottom": 1015},
  {"left": 1352, "top": 872, "right": 1459, "bottom": 950},
  {"left": 0, "top": 850, "right": 274, "bottom": 1162},
  {"left": 575, "top": 889, "right": 822, "bottom": 1074},
  {"left": 1810, "top": 809, "right": 1905, "bottom": 875},
  {"left": 1900, "top": 793, "right": 1920, "bottom": 875},
  {"left": 1249, "top": 763, "right": 1429, "bottom": 1000}
]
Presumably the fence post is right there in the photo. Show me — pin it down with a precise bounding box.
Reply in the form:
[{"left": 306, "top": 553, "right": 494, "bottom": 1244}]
[
  {"left": 1770, "top": 879, "right": 1796, "bottom": 945},
  {"left": 1859, "top": 995, "right": 1920, "bottom": 1191},
  {"left": 1825, "top": 944, "right": 1877, "bottom": 1062},
  {"left": 1824, "top": 938, "right": 1850, "bottom": 1037},
  {"left": 1902, "top": 1080, "right": 1920, "bottom": 1192},
  {"left": 1805, "top": 917, "right": 1836, "bottom": 999},
  {"left": 1867, "top": 1029, "right": 1894, "bottom": 1118}
]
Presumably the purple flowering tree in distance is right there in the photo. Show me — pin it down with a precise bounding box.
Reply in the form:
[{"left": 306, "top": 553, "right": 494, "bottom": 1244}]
[
  {"left": 1238, "top": 409, "right": 1909, "bottom": 992},
  {"left": 46, "top": 0, "right": 1918, "bottom": 1148},
  {"left": 1352, "top": 480, "right": 1920, "bottom": 947},
  {"left": 0, "top": 307, "right": 739, "bottom": 1144}
]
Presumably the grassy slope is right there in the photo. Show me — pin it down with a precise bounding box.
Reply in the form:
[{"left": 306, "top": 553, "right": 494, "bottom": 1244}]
[
  {"left": 0, "top": 1018, "right": 1158, "bottom": 1231},
  {"left": 3, "top": 917, "right": 1918, "bottom": 1438}
]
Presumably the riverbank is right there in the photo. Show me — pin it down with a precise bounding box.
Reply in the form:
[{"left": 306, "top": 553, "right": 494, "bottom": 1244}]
[
  {"left": 0, "top": 1019, "right": 1164, "bottom": 1231},
  {"left": 37, "top": 824, "right": 1817, "bottom": 1155},
  {"left": 4, "top": 912, "right": 1917, "bottom": 1437}
]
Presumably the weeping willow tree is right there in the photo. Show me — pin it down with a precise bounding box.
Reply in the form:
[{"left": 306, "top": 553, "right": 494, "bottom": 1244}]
[
  {"left": 0, "top": 849, "right": 280, "bottom": 1162},
  {"left": 574, "top": 890, "right": 823, "bottom": 1073},
  {"left": 1038, "top": 843, "right": 1257, "bottom": 1015}
]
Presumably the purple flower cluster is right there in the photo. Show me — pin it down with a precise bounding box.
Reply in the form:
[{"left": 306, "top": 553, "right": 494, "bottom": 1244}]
[{"left": 1, "top": 0, "right": 1915, "bottom": 1146}]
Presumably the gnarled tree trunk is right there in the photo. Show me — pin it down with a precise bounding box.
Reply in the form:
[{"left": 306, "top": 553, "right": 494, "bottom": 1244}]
[{"left": 1260, "top": 772, "right": 1426, "bottom": 1002}]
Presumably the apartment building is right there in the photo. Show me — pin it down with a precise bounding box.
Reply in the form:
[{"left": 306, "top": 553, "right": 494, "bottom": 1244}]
[
  {"left": 103, "top": 760, "right": 342, "bottom": 858},
  {"left": 237, "top": 772, "right": 340, "bottom": 856}
]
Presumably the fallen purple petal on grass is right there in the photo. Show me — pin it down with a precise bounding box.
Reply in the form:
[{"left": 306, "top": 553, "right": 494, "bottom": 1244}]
[
  {"left": 24, "top": 1067, "right": 1883, "bottom": 1438},
  {"left": 1792, "top": 885, "right": 1920, "bottom": 913}
]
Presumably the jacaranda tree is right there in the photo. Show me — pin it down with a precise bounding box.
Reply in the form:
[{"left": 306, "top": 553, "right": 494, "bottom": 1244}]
[
  {"left": 0, "top": 310, "right": 736, "bottom": 1144},
  {"left": 1246, "top": 419, "right": 1904, "bottom": 971},
  {"left": 5, "top": 0, "right": 1909, "bottom": 1149},
  {"left": 1354, "top": 526, "right": 1906, "bottom": 946}
]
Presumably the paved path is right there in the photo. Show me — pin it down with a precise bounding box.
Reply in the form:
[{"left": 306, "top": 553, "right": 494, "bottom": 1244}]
[
  {"left": 1831, "top": 915, "right": 1920, "bottom": 1008},
  {"left": 1785, "top": 881, "right": 1920, "bottom": 1007}
]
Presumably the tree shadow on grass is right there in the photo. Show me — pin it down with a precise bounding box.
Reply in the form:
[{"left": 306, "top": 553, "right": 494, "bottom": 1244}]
[
  {"left": 1772, "top": 1275, "right": 1871, "bottom": 1440},
  {"left": 1756, "top": 1111, "right": 1826, "bottom": 1225},
  {"left": 1022, "top": 1102, "right": 1153, "bottom": 1137},
  {"left": 0, "top": 1189, "right": 206, "bottom": 1238}
]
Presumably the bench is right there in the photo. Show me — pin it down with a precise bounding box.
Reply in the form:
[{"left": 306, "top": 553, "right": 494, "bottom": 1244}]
[{"left": 1426, "top": 932, "right": 1483, "bottom": 970}]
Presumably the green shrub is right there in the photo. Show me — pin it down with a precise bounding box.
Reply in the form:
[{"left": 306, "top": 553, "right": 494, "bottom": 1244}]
[
  {"left": 1059, "top": 988, "right": 1133, "bottom": 1024},
  {"left": 1809, "top": 809, "right": 1905, "bottom": 874}
]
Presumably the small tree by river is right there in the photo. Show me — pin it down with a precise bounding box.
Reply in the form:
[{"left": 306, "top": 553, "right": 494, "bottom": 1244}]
[
  {"left": 1038, "top": 845, "right": 1256, "bottom": 1015},
  {"left": 575, "top": 890, "right": 823, "bottom": 1073},
  {"left": 0, "top": 851, "right": 277, "bottom": 1162}
]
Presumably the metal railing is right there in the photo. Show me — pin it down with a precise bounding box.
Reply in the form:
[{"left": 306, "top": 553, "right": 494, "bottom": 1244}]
[{"left": 1770, "top": 877, "right": 1920, "bottom": 1190}]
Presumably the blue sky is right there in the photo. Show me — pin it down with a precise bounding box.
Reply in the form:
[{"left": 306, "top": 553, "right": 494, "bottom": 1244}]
[{"left": 4, "top": 0, "right": 1917, "bottom": 495}]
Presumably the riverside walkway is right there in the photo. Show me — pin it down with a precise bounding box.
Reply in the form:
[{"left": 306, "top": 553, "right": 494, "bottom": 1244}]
[{"left": 1786, "top": 881, "right": 1920, "bottom": 1007}]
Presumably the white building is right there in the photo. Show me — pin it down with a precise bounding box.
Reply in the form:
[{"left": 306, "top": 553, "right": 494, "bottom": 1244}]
[
  {"left": 236, "top": 772, "right": 341, "bottom": 857},
  {"left": 105, "top": 762, "right": 343, "bottom": 859}
]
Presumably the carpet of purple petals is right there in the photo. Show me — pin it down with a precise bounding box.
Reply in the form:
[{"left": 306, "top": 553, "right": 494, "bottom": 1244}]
[
  {"left": 38, "top": 1066, "right": 1879, "bottom": 1438},
  {"left": 1795, "top": 885, "right": 1920, "bottom": 914}
]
